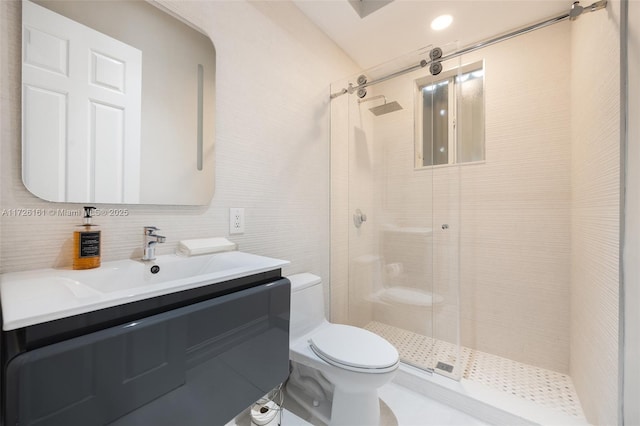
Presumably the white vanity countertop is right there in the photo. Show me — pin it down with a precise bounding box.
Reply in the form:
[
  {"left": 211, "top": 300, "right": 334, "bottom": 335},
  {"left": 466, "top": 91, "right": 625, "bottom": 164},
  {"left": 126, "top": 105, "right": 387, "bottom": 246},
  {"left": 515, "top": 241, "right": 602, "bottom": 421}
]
[{"left": 0, "top": 251, "right": 289, "bottom": 331}]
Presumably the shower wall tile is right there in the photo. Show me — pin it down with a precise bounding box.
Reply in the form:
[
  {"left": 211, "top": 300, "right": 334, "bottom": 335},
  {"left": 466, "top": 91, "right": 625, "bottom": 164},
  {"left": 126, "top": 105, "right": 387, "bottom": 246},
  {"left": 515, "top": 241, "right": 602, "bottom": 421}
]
[
  {"left": 0, "top": 0, "right": 359, "bottom": 298},
  {"left": 569, "top": 1, "right": 621, "bottom": 424},
  {"left": 624, "top": 4, "right": 640, "bottom": 425}
]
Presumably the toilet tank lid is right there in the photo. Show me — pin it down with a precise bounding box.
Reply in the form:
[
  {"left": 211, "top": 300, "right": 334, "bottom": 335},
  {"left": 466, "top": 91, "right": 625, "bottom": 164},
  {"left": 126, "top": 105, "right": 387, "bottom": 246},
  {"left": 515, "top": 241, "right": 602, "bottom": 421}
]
[{"left": 287, "top": 273, "right": 322, "bottom": 291}]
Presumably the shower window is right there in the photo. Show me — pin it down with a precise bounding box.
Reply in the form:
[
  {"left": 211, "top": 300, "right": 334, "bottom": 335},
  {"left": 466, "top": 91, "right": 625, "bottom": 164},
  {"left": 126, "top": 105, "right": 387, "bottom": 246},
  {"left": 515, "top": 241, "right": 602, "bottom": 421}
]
[{"left": 415, "top": 62, "right": 485, "bottom": 168}]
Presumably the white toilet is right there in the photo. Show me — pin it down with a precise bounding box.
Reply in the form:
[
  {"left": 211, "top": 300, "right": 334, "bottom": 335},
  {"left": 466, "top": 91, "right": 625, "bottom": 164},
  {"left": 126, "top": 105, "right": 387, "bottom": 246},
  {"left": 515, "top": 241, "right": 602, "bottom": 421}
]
[{"left": 286, "top": 273, "right": 399, "bottom": 426}]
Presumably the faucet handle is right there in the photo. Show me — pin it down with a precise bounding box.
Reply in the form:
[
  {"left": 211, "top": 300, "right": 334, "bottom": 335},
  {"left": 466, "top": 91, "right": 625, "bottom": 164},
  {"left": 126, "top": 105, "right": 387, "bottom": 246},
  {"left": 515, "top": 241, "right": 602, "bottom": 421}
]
[{"left": 144, "top": 226, "right": 160, "bottom": 235}]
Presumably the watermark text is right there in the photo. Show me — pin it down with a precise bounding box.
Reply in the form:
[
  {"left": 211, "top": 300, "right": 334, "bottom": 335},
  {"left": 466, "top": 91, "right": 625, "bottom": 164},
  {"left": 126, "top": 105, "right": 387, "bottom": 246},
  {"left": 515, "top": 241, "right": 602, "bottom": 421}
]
[{"left": 1, "top": 208, "right": 130, "bottom": 217}]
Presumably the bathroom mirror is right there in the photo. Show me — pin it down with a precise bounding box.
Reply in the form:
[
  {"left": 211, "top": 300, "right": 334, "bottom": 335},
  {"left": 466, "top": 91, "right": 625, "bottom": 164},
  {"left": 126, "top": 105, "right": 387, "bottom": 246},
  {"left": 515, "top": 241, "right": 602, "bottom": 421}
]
[{"left": 21, "top": 0, "right": 215, "bottom": 205}]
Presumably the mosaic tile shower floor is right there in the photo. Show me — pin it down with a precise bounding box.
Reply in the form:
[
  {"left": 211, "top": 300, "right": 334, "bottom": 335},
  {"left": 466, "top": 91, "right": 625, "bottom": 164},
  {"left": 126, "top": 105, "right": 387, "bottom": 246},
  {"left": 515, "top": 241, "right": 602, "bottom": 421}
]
[{"left": 364, "top": 321, "right": 586, "bottom": 420}]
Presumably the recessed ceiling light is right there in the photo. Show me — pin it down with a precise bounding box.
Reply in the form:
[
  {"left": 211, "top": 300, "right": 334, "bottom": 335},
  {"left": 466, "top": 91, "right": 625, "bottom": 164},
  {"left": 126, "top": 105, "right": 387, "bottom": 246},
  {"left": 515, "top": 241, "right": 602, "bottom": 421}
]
[{"left": 431, "top": 14, "right": 453, "bottom": 31}]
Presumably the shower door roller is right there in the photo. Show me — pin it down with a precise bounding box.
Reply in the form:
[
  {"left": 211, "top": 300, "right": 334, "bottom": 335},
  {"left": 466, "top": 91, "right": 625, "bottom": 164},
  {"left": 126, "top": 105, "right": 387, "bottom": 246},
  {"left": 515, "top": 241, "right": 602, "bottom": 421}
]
[{"left": 353, "top": 209, "right": 367, "bottom": 228}]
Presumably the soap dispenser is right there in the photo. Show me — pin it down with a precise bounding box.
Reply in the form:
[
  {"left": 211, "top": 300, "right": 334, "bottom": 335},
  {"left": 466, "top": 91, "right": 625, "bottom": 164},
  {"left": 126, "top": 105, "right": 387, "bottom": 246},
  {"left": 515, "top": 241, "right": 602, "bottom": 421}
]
[{"left": 72, "top": 206, "right": 101, "bottom": 270}]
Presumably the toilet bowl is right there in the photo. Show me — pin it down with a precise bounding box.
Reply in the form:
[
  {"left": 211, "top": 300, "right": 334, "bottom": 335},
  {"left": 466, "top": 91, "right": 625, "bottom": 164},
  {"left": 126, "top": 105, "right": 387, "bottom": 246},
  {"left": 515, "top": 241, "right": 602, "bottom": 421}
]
[{"left": 286, "top": 273, "right": 399, "bottom": 426}]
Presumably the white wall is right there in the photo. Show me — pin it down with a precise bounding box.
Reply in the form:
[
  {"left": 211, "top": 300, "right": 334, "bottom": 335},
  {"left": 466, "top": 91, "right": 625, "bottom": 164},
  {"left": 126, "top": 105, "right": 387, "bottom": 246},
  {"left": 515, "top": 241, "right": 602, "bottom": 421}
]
[
  {"left": 0, "top": 0, "right": 358, "bottom": 296},
  {"left": 624, "top": 0, "right": 639, "bottom": 424},
  {"left": 570, "top": 1, "right": 621, "bottom": 424}
]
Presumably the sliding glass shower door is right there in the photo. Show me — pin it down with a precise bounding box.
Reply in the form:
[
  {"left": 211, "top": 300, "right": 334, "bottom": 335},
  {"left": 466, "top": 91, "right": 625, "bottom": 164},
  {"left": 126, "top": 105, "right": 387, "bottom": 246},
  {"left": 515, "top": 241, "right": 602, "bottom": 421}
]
[{"left": 335, "top": 44, "right": 462, "bottom": 378}]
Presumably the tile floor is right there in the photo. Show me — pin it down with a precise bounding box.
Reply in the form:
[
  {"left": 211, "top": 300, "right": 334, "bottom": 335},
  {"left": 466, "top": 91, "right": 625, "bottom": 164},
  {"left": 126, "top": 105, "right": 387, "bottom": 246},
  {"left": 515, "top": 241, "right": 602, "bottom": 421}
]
[{"left": 365, "top": 321, "right": 586, "bottom": 420}]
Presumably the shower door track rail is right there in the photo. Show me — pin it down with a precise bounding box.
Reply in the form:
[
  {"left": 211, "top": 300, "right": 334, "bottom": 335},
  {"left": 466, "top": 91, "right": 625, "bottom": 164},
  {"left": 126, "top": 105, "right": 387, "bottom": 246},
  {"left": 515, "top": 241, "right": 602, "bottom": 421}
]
[{"left": 329, "top": 0, "right": 607, "bottom": 99}]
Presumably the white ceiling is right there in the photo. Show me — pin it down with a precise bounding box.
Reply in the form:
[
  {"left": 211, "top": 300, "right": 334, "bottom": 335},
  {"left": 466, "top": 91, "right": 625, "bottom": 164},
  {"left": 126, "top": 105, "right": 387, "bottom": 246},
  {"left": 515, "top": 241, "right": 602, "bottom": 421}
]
[{"left": 294, "top": 0, "right": 572, "bottom": 70}]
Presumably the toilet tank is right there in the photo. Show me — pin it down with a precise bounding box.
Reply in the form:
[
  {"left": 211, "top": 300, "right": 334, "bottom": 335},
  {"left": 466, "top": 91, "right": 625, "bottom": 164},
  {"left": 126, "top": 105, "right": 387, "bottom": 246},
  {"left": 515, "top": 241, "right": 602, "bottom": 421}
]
[{"left": 288, "top": 273, "right": 326, "bottom": 341}]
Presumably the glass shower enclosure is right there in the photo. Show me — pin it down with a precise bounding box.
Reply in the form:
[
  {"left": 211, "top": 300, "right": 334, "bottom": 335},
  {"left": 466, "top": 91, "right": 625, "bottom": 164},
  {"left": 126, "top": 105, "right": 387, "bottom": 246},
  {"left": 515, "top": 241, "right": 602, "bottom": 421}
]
[{"left": 331, "top": 43, "right": 468, "bottom": 379}]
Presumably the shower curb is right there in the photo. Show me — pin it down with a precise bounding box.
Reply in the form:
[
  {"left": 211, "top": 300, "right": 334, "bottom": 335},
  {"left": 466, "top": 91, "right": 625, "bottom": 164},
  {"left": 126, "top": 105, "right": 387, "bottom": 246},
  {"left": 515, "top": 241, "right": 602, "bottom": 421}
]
[{"left": 393, "top": 364, "right": 590, "bottom": 426}]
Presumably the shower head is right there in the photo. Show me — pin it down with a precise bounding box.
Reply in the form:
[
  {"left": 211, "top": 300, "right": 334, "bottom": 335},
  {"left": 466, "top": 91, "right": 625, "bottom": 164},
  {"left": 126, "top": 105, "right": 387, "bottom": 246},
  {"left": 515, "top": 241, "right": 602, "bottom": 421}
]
[
  {"left": 369, "top": 101, "right": 403, "bottom": 116},
  {"left": 358, "top": 95, "right": 403, "bottom": 116}
]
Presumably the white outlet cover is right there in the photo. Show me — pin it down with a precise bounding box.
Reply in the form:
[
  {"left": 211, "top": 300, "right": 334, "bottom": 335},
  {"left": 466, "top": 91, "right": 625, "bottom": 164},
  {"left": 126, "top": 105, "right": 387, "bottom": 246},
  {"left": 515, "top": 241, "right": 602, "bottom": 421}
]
[{"left": 229, "top": 207, "right": 245, "bottom": 235}]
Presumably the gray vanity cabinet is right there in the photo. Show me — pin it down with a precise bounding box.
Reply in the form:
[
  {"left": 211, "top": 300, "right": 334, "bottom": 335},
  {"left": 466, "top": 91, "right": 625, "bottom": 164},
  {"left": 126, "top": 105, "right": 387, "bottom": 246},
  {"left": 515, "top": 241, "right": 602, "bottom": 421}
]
[{"left": 3, "top": 276, "right": 290, "bottom": 426}]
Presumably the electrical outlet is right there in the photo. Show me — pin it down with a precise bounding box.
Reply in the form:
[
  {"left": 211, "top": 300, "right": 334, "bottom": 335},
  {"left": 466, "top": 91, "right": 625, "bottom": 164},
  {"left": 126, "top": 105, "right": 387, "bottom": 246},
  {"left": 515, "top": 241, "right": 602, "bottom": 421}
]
[{"left": 229, "top": 208, "right": 245, "bottom": 235}]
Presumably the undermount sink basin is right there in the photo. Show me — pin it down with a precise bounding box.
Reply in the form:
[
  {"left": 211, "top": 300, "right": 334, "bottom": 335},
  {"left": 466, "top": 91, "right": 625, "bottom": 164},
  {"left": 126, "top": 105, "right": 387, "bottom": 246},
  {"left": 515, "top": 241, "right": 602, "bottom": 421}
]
[{"left": 0, "top": 251, "right": 289, "bottom": 330}]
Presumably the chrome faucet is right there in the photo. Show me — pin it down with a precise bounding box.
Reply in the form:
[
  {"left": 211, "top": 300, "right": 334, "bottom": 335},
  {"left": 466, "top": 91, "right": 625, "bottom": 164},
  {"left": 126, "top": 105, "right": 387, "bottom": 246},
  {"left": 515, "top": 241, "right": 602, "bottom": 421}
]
[{"left": 143, "top": 226, "right": 166, "bottom": 261}]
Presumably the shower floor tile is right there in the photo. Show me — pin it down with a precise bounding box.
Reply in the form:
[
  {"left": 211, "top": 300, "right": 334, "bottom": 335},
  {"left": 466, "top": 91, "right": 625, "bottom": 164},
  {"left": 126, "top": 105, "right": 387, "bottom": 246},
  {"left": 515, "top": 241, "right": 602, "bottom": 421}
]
[{"left": 364, "top": 321, "right": 586, "bottom": 420}]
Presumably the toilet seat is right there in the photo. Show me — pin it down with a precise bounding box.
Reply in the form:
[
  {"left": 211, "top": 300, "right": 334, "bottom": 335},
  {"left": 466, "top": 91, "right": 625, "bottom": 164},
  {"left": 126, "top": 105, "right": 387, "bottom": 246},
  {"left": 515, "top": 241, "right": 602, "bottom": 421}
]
[{"left": 308, "top": 324, "right": 399, "bottom": 373}]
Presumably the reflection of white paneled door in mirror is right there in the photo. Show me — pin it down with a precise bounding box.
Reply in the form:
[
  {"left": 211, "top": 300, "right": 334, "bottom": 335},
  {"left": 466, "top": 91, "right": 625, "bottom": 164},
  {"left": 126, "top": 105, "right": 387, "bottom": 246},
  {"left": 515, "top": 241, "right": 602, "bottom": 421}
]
[{"left": 22, "top": 0, "right": 141, "bottom": 203}]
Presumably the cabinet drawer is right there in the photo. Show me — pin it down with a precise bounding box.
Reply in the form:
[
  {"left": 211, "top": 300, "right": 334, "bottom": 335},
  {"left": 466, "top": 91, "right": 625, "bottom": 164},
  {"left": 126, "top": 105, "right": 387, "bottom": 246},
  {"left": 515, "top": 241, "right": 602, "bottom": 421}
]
[{"left": 6, "top": 311, "right": 186, "bottom": 425}]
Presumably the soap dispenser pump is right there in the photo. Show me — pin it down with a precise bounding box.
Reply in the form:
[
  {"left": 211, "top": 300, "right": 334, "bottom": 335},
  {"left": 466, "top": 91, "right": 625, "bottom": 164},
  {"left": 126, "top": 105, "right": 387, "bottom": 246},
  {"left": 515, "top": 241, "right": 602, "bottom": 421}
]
[{"left": 72, "top": 206, "right": 101, "bottom": 270}]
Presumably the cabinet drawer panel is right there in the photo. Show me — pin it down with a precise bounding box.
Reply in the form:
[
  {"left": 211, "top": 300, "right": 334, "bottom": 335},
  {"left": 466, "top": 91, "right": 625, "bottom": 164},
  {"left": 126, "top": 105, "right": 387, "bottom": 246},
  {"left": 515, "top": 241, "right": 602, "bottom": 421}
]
[
  {"left": 6, "top": 339, "right": 104, "bottom": 425},
  {"left": 6, "top": 311, "right": 187, "bottom": 425}
]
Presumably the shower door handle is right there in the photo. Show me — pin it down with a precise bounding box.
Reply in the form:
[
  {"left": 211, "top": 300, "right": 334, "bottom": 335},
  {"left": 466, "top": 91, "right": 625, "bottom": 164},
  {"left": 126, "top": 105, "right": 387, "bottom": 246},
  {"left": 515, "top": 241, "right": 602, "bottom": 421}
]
[{"left": 353, "top": 209, "right": 367, "bottom": 228}]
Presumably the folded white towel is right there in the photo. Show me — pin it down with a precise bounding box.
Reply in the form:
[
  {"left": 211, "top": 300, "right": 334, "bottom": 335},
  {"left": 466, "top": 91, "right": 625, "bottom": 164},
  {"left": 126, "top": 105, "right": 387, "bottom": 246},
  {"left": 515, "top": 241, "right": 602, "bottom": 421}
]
[{"left": 176, "top": 237, "right": 236, "bottom": 256}]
